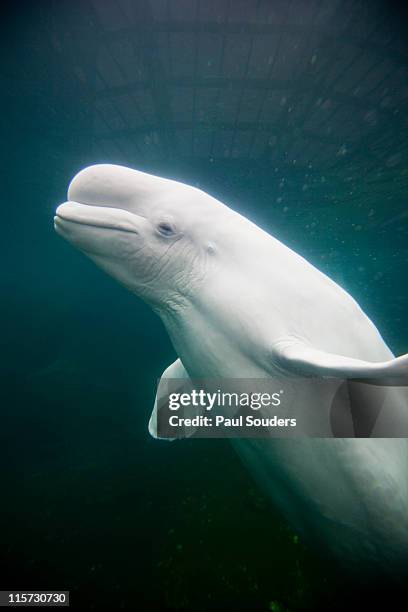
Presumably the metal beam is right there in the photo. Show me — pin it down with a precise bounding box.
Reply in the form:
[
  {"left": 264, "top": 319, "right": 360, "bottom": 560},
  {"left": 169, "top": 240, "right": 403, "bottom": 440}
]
[
  {"left": 99, "top": 22, "right": 408, "bottom": 67},
  {"left": 93, "top": 120, "right": 354, "bottom": 148},
  {"left": 95, "top": 76, "right": 401, "bottom": 121},
  {"left": 115, "top": 0, "right": 178, "bottom": 158}
]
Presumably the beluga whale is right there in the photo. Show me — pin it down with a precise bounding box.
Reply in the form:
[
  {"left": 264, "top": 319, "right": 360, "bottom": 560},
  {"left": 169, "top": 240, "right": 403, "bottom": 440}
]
[{"left": 54, "top": 164, "right": 408, "bottom": 579}]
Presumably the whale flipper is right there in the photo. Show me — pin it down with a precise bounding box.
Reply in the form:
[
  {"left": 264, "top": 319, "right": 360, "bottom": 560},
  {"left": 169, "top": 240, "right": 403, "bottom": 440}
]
[
  {"left": 149, "top": 358, "right": 190, "bottom": 440},
  {"left": 274, "top": 339, "right": 408, "bottom": 385}
]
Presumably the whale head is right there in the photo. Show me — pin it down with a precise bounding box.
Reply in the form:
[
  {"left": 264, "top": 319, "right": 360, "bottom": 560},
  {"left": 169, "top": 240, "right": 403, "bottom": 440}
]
[{"left": 54, "top": 164, "right": 225, "bottom": 311}]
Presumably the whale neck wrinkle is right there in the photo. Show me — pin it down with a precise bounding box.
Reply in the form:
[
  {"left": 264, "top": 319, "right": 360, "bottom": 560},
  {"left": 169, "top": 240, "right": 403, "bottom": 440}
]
[
  {"left": 156, "top": 291, "right": 216, "bottom": 372},
  {"left": 157, "top": 300, "right": 194, "bottom": 363}
]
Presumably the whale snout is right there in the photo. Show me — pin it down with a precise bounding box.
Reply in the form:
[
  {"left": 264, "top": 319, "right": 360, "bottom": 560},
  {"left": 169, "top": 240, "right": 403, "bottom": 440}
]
[
  {"left": 54, "top": 199, "right": 144, "bottom": 262},
  {"left": 55, "top": 201, "right": 141, "bottom": 234},
  {"left": 55, "top": 164, "right": 165, "bottom": 253}
]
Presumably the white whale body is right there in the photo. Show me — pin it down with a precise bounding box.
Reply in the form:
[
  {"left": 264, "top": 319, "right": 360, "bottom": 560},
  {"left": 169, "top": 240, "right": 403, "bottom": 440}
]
[{"left": 54, "top": 164, "right": 408, "bottom": 576}]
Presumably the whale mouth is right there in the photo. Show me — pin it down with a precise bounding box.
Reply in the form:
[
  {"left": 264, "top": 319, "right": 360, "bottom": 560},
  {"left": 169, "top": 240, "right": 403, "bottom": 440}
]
[
  {"left": 54, "top": 215, "right": 139, "bottom": 235},
  {"left": 55, "top": 201, "right": 142, "bottom": 235}
]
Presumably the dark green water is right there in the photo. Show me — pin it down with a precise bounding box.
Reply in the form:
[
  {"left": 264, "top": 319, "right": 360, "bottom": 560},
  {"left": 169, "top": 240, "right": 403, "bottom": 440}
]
[{"left": 3, "top": 1, "right": 408, "bottom": 609}]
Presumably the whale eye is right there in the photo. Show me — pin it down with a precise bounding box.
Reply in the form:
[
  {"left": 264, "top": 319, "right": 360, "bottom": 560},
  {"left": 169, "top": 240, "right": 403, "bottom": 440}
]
[{"left": 157, "top": 221, "right": 176, "bottom": 237}]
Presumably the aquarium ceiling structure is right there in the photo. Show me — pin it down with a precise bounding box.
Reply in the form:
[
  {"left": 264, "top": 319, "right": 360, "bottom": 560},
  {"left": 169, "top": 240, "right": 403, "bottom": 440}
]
[{"left": 37, "top": 0, "right": 407, "bottom": 179}]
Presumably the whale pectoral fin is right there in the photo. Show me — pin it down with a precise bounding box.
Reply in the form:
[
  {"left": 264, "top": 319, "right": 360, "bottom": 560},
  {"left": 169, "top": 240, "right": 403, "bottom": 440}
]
[
  {"left": 274, "top": 340, "right": 408, "bottom": 385},
  {"left": 148, "top": 358, "right": 191, "bottom": 440}
]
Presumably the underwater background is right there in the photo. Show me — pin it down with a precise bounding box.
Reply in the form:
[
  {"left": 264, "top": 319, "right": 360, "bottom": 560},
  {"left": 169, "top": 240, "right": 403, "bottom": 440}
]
[{"left": 2, "top": 0, "right": 408, "bottom": 609}]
